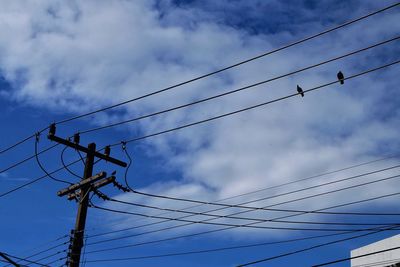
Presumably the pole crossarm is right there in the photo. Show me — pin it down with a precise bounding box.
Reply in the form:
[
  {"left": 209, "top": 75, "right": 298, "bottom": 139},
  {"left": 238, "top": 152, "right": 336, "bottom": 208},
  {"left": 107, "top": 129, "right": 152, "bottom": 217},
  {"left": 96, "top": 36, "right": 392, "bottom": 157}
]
[
  {"left": 57, "top": 172, "right": 107, "bottom": 197},
  {"left": 92, "top": 176, "right": 116, "bottom": 190},
  {"left": 48, "top": 134, "right": 127, "bottom": 167},
  {"left": 65, "top": 176, "right": 116, "bottom": 201}
]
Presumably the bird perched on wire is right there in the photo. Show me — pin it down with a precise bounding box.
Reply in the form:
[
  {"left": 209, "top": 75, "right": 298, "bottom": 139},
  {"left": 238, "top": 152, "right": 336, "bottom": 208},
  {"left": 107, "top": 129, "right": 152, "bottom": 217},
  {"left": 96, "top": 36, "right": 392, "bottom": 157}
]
[
  {"left": 337, "top": 71, "right": 344, "bottom": 85},
  {"left": 297, "top": 85, "right": 304, "bottom": 97}
]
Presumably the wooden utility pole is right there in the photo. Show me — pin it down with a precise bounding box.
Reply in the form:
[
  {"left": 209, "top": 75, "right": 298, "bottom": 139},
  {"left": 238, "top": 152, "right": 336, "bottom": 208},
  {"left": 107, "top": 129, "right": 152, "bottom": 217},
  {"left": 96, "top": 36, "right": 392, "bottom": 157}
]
[{"left": 48, "top": 124, "right": 127, "bottom": 267}]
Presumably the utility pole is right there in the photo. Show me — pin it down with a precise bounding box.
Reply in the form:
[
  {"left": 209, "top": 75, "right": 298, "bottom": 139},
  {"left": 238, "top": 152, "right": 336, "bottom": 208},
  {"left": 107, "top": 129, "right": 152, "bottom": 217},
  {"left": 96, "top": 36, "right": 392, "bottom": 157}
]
[{"left": 47, "top": 124, "right": 127, "bottom": 267}]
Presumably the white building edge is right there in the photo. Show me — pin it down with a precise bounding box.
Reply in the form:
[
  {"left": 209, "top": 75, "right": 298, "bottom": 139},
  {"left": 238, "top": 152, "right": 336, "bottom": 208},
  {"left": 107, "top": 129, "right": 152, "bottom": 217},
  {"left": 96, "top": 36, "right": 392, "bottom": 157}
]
[{"left": 351, "top": 234, "right": 400, "bottom": 267}]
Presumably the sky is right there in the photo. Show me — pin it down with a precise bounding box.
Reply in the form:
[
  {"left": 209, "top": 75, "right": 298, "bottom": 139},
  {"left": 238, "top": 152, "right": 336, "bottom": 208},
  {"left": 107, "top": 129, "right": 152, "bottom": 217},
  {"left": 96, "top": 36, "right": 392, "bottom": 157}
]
[{"left": 0, "top": 0, "right": 400, "bottom": 266}]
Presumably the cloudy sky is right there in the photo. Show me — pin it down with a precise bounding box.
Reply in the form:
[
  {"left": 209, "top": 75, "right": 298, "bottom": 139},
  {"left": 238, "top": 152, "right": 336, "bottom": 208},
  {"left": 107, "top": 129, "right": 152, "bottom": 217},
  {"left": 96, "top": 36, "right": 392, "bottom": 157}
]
[{"left": 0, "top": 0, "right": 400, "bottom": 266}]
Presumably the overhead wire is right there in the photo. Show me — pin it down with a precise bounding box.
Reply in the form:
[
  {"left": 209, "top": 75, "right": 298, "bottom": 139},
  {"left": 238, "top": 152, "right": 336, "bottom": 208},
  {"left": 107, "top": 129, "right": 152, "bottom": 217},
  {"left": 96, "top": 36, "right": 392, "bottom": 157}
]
[
  {"left": 2, "top": 59, "right": 399, "bottom": 199},
  {"left": 54, "top": 2, "right": 400, "bottom": 125},
  {"left": 13, "top": 241, "right": 68, "bottom": 266},
  {"left": 83, "top": 162, "right": 400, "bottom": 245},
  {"left": 0, "top": 155, "right": 82, "bottom": 198},
  {"left": 1, "top": 252, "right": 51, "bottom": 267},
  {"left": 0, "top": 35, "right": 398, "bottom": 193},
  {"left": 117, "top": 163, "right": 400, "bottom": 215},
  {"left": 83, "top": 152, "right": 399, "bottom": 237},
  {"left": 108, "top": 59, "right": 400, "bottom": 148},
  {"left": 1, "top": 35, "right": 396, "bottom": 185},
  {"left": 92, "top": 204, "right": 396, "bottom": 233},
  {"left": 34, "top": 135, "right": 72, "bottom": 185},
  {"left": 85, "top": 190, "right": 400, "bottom": 242},
  {"left": 60, "top": 146, "right": 82, "bottom": 179},
  {"left": 79, "top": 36, "right": 400, "bottom": 135},
  {"left": 236, "top": 225, "right": 400, "bottom": 266},
  {"left": 0, "top": 1, "right": 397, "bottom": 157},
  {"left": 42, "top": 256, "right": 67, "bottom": 267},
  {"left": 103, "top": 197, "right": 399, "bottom": 226},
  {"left": 2, "top": 234, "right": 70, "bottom": 267},
  {"left": 82, "top": 226, "right": 398, "bottom": 263},
  {"left": 84, "top": 60, "right": 400, "bottom": 243},
  {"left": 0, "top": 143, "right": 59, "bottom": 175},
  {"left": 312, "top": 246, "right": 400, "bottom": 267},
  {"left": 81, "top": 156, "right": 400, "bottom": 238},
  {"left": 24, "top": 249, "right": 67, "bottom": 267},
  {"left": 352, "top": 257, "right": 400, "bottom": 267},
  {"left": 86, "top": 174, "right": 400, "bottom": 250},
  {"left": 84, "top": 223, "right": 400, "bottom": 256}
]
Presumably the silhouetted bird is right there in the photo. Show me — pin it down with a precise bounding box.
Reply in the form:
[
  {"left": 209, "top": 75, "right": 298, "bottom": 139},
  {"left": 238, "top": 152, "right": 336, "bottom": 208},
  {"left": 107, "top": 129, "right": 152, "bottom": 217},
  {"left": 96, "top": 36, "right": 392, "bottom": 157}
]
[
  {"left": 337, "top": 71, "right": 344, "bottom": 85},
  {"left": 297, "top": 85, "right": 304, "bottom": 97}
]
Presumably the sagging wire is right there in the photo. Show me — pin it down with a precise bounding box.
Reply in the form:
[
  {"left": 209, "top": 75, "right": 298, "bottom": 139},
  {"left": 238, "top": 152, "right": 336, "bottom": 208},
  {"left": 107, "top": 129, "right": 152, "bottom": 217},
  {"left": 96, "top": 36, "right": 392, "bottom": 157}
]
[
  {"left": 35, "top": 133, "right": 72, "bottom": 185},
  {"left": 77, "top": 150, "right": 85, "bottom": 165},
  {"left": 121, "top": 141, "right": 134, "bottom": 192},
  {"left": 61, "top": 146, "right": 82, "bottom": 179}
]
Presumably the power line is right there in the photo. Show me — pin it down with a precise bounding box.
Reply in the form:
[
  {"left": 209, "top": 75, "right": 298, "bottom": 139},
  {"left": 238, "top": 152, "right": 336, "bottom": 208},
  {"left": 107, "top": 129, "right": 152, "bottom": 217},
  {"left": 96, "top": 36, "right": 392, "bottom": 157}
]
[
  {"left": 2, "top": 235, "right": 69, "bottom": 267},
  {"left": 15, "top": 241, "right": 68, "bottom": 266},
  {"left": 24, "top": 249, "right": 67, "bottom": 267},
  {"left": 1, "top": 60, "right": 398, "bottom": 199},
  {"left": 10, "top": 234, "right": 68, "bottom": 260},
  {"left": 84, "top": 60, "right": 400, "bottom": 243},
  {"left": 85, "top": 162, "right": 400, "bottom": 241},
  {"left": 2, "top": 252, "right": 51, "bottom": 267},
  {"left": 2, "top": 35, "right": 397, "bottom": 184},
  {"left": 0, "top": 156, "right": 82, "bottom": 198},
  {"left": 109, "top": 59, "right": 400, "bottom": 147},
  {"left": 237, "top": 225, "right": 400, "bottom": 266},
  {"left": 34, "top": 136, "right": 73, "bottom": 185},
  {"left": 312, "top": 246, "right": 400, "bottom": 267},
  {"left": 0, "top": 143, "right": 59, "bottom": 174},
  {"left": 78, "top": 152, "right": 398, "bottom": 237},
  {"left": 55, "top": 2, "right": 400, "bottom": 126},
  {"left": 92, "top": 204, "right": 395, "bottom": 233},
  {"left": 82, "top": 228, "right": 397, "bottom": 263},
  {"left": 0, "top": 251, "right": 21, "bottom": 267},
  {"left": 118, "top": 163, "right": 400, "bottom": 214},
  {"left": 105, "top": 196, "right": 399, "bottom": 226},
  {"left": 79, "top": 36, "right": 400, "bottom": 135},
  {"left": 84, "top": 152, "right": 399, "bottom": 237},
  {"left": 86, "top": 190, "right": 400, "bottom": 241},
  {"left": 86, "top": 176, "right": 400, "bottom": 251},
  {"left": 61, "top": 146, "right": 82, "bottom": 179},
  {"left": 0, "top": 133, "right": 36, "bottom": 154},
  {"left": 352, "top": 257, "right": 400, "bottom": 267},
  {"left": 83, "top": 158, "right": 400, "bottom": 240},
  {"left": 42, "top": 256, "right": 67, "bottom": 267},
  {"left": 0, "top": 1, "right": 397, "bottom": 157}
]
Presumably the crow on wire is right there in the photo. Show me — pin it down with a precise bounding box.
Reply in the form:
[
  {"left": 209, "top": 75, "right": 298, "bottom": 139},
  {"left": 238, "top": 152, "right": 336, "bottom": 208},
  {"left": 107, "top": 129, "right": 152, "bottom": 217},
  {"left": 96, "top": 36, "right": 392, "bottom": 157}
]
[
  {"left": 337, "top": 71, "right": 345, "bottom": 84},
  {"left": 297, "top": 85, "right": 304, "bottom": 97}
]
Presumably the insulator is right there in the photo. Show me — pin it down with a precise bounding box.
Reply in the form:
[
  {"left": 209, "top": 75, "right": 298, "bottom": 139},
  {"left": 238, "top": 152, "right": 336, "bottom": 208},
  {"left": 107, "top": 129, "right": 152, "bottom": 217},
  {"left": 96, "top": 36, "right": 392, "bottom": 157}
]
[
  {"left": 49, "top": 123, "right": 56, "bottom": 136},
  {"left": 73, "top": 133, "right": 80, "bottom": 144},
  {"left": 104, "top": 145, "right": 111, "bottom": 157}
]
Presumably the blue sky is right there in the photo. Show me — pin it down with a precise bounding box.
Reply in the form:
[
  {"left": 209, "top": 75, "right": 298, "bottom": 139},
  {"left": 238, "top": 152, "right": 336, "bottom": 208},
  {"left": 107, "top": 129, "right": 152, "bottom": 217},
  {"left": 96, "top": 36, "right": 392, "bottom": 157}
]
[{"left": 0, "top": 0, "right": 400, "bottom": 266}]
